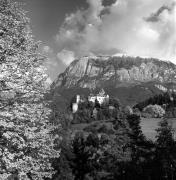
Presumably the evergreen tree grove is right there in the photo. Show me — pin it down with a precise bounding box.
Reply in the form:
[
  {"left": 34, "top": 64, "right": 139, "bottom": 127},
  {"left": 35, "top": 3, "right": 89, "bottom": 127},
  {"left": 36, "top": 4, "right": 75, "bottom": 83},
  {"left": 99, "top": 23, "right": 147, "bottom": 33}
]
[{"left": 0, "top": 0, "right": 60, "bottom": 179}]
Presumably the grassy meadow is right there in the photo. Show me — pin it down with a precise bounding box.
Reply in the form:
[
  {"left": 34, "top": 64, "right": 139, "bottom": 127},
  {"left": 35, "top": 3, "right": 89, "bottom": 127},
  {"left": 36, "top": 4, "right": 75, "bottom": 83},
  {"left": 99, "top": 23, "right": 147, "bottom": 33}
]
[{"left": 141, "top": 118, "right": 176, "bottom": 141}]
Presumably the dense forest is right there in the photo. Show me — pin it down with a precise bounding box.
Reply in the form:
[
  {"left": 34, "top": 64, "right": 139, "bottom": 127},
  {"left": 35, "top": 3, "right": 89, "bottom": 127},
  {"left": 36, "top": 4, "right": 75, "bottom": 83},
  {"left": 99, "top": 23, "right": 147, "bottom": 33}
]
[{"left": 52, "top": 110, "right": 176, "bottom": 180}]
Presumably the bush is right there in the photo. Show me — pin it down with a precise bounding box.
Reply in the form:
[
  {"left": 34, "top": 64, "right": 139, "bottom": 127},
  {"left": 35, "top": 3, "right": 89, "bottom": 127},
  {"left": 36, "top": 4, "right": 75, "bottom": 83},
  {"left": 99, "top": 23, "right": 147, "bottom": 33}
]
[
  {"left": 124, "top": 106, "right": 133, "bottom": 115},
  {"left": 165, "top": 107, "right": 176, "bottom": 118},
  {"left": 143, "top": 104, "right": 165, "bottom": 118},
  {"left": 133, "top": 108, "right": 141, "bottom": 116},
  {"left": 84, "top": 122, "right": 114, "bottom": 134}
]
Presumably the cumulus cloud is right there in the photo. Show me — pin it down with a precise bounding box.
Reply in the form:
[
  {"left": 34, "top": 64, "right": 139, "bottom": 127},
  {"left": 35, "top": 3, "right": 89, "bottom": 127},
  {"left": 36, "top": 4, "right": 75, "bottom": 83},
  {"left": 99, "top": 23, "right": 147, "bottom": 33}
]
[
  {"left": 56, "top": 0, "right": 106, "bottom": 57},
  {"left": 41, "top": 45, "right": 65, "bottom": 81},
  {"left": 57, "top": 49, "right": 75, "bottom": 66},
  {"left": 42, "top": 45, "right": 53, "bottom": 54},
  {"left": 55, "top": 0, "right": 176, "bottom": 64},
  {"left": 145, "top": 4, "right": 174, "bottom": 22}
]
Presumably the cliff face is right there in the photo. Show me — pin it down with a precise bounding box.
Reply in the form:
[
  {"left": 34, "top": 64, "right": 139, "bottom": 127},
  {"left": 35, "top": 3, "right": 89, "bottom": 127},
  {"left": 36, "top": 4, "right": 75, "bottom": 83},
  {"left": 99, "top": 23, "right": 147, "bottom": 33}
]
[{"left": 52, "top": 55, "right": 176, "bottom": 89}]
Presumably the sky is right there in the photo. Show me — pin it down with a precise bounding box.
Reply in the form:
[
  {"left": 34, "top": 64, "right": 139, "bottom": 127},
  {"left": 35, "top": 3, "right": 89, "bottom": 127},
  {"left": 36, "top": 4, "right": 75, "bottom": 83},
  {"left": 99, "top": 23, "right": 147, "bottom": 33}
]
[{"left": 16, "top": 0, "right": 176, "bottom": 81}]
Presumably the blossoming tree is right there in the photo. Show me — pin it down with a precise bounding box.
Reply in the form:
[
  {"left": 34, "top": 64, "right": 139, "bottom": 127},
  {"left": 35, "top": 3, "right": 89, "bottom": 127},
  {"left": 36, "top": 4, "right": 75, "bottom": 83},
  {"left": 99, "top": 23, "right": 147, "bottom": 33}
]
[{"left": 0, "top": 0, "right": 60, "bottom": 179}]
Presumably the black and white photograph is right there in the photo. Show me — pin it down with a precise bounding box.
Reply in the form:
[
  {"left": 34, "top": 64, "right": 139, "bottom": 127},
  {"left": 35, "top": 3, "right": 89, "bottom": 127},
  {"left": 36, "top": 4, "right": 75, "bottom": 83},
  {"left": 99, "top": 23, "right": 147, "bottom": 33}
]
[{"left": 0, "top": 0, "right": 176, "bottom": 179}]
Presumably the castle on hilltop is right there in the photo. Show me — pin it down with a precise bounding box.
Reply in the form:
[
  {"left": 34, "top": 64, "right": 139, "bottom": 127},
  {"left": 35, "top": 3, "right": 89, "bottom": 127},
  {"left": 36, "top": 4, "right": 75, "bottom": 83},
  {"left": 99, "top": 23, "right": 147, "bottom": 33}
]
[{"left": 72, "top": 89, "right": 109, "bottom": 113}]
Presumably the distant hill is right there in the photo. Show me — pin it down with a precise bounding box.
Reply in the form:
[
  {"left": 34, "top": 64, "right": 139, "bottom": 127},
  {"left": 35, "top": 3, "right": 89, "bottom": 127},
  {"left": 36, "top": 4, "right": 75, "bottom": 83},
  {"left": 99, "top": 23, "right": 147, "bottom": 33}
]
[{"left": 49, "top": 55, "right": 176, "bottom": 111}]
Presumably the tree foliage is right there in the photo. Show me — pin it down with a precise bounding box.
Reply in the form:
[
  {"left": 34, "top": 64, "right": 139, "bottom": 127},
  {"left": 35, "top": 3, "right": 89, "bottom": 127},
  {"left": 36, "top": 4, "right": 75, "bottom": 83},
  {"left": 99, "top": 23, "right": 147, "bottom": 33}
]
[
  {"left": 154, "top": 119, "right": 176, "bottom": 179},
  {"left": 143, "top": 104, "right": 165, "bottom": 118},
  {"left": 0, "top": 0, "right": 60, "bottom": 179},
  {"left": 126, "top": 114, "right": 155, "bottom": 179},
  {"left": 134, "top": 92, "right": 176, "bottom": 111},
  {"left": 56, "top": 108, "right": 176, "bottom": 180}
]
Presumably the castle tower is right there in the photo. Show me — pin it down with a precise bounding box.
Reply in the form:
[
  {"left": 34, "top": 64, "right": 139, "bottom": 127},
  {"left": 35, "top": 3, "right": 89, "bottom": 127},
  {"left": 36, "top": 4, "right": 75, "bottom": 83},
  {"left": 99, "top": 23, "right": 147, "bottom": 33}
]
[
  {"left": 72, "top": 103, "right": 78, "bottom": 113},
  {"left": 76, "top": 95, "right": 80, "bottom": 104},
  {"left": 72, "top": 95, "right": 81, "bottom": 113}
]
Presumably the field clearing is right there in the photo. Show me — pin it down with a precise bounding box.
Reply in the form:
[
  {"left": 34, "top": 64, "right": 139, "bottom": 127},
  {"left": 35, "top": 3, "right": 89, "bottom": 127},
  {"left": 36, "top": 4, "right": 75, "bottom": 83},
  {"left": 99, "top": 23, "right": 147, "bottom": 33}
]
[{"left": 141, "top": 118, "right": 176, "bottom": 141}]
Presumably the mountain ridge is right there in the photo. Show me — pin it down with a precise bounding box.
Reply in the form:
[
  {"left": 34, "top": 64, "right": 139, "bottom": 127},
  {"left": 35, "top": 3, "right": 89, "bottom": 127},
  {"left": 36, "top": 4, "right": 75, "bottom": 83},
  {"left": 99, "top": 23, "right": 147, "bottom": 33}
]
[
  {"left": 50, "top": 55, "right": 176, "bottom": 111},
  {"left": 52, "top": 55, "right": 176, "bottom": 89}
]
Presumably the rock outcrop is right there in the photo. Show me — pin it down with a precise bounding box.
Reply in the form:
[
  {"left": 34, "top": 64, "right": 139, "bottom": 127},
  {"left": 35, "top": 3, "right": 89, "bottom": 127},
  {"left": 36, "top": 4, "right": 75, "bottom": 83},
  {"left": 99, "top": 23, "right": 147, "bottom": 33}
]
[{"left": 52, "top": 55, "right": 176, "bottom": 89}]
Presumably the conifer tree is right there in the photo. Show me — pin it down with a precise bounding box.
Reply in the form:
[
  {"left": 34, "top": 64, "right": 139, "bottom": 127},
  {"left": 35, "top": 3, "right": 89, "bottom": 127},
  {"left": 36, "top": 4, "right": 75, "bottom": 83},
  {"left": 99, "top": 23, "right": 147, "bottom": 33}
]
[
  {"left": 155, "top": 119, "right": 176, "bottom": 179},
  {"left": 104, "top": 117, "right": 132, "bottom": 179},
  {"left": 0, "top": 0, "right": 60, "bottom": 179},
  {"left": 127, "top": 114, "right": 154, "bottom": 179},
  {"left": 72, "top": 132, "right": 90, "bottom": 180}
]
